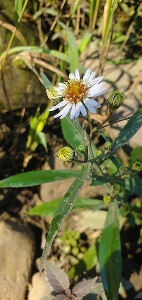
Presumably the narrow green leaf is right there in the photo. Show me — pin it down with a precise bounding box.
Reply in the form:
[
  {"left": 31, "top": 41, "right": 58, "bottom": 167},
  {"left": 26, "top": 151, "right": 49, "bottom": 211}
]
[
  {"left": 68, "top": 244, "right": 97, "bottom": 279},
  {"left": 40, "top": 72, "right": 52, "bottom": 89},
  {"left": 14, "top": 0, "right": 24, "bottom": 17},
  {"left": 71, "top": 0, "right": 82, "bottom": 15},
  {"left": 78, "top": 32, "right": 92, "bottom": 53},
  {"left": 0, "top": 46, "right": 69, "bottom": 63},
  {"left": 61, "top": 117, "right": 84, "bottom": 150},
  {"left": 40, "top": 163, "right": 91, "bottom": 272},
  {"left": 0, "top": 170, "right": 81, "bottom": 188},
  {"left": 99, "top": 200, "right": 121, "bottom": 300},
  {"left": 111, "top": 108, "right": 142, "bottom": 154},
  {"left": 92, "top": 175, "right": 142, "bottom": 196},
  {"left": 28, "top": 198, "right": 104, "bottom": 216}
]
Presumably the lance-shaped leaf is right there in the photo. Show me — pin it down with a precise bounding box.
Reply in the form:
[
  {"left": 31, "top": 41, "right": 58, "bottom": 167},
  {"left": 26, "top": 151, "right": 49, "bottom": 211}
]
[
  {"left": 45, "top": 262, "right": 69, "bottom": 292},
  {"left": 61, "top": 117, "right": 84, "bottom": 150},
  {"left": 92, "top": 175, "right": 142, "bottom": 196},
  {"left": 0, "top": 170, "right": 81, "bottom": 188},
  {"left": 111, "top": 108, "right": 142, "bottom": 155},
  {"left": 39, "top": 163, "right": 91, "bottom": 272},
  {"left": 99, "top": 200, "right": 122, "bottom": 300},
  {"left": 28, "top": 198, "right": 103, "bottom": 217}
]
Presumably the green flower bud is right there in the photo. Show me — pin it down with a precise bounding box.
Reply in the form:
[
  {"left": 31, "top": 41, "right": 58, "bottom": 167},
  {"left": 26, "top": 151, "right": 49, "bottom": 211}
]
[
  {"left": 132, "top": 161, "right": 142, "bottom": 172},
  {"left": 77, "top": 144, "right": 88, "bottom": 154},
  {"left": 56, "top": 146, "right": 75, "bottom": 162},
  {"left": 104, "top": 141, "right": 112, "bottom": 150},
  {"left": 107, "top": 90, "right": 125, "bottom": 113}
]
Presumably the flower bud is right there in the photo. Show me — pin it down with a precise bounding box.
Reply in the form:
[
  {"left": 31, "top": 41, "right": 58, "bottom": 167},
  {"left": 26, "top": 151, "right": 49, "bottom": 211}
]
[
  {"left": 104, "top": 141, "right": 112, "bottom": 150},
  {"left": 56, "top": 146, "right": 75, "bottom": 162},
  {"left": 46, "top": 86, "right": 58, "bottom": 100},
  {"left": 96, "top": 150, "right": 103, "bottom": 156},
  {"left": 103, "top": 195, "right": 111, "bottom": 203},
  {"left": 132, "top": 161, "right": 142, "bottom": 172},
  {"left": 107, "top": 90, "right": 125, "bottom": 113},
  {"left": 77, "top": 144, "right": 88, "bottom": 154}
]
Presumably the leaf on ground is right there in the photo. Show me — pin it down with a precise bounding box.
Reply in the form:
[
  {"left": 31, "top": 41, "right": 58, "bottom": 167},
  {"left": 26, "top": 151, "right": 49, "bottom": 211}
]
[
  {"left": 45, "top": 262, "right": 69, "bottom": 292},
  {"left": 73, "top": 278, "right": 103, "bottom": 297}
]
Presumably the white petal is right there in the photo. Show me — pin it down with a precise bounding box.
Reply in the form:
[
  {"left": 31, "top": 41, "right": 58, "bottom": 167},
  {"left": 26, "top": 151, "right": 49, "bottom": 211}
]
[
  {"left": 88, "top": 71, "right": 96, "bottom": 82},
  {"left": 49, "top": 100, "right": 67, "bottom": 111},
  {"left": 69, "top": 73, "right": 76, "bottom": 80},
  {"left": 85, "top": 98, "right": 101, "bottom": 108},
  {"left": 54, "top": 103, "right": 72, "bottom": 119},
  {"left": 91, "top": 76, "right": 104, "bottom": 85},
  {"left": 85, "top": 102, "right": 97, "bottom": 114},
  {"left": 70, "top": 102, "right": 82, "bottom": 119},
  {"left": 83, "top": 68, "right": 91, "bottom": 81},
  {"left": 87, "top": 82, "right": 107, "bottom": 97},
  {"left": 74, "top": 102, "right": 82, "bottom": 118},
  {"left": 75, "top": 69, "right": 80, "bottom": 80},
  {"left": 70, "top": 104, "right": 76, "bottom": 119},
  {"left": 80, "top": 104, "right": 87, "bottom": 116}
]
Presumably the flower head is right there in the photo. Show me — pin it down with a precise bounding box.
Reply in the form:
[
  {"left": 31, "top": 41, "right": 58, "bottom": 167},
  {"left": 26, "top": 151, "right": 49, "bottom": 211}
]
[
  {"left": 48, "top": 69, "right": 107, "bottom": 120},
  {"left": 56, "top": 146, "right": 75, "bottom": 162}
]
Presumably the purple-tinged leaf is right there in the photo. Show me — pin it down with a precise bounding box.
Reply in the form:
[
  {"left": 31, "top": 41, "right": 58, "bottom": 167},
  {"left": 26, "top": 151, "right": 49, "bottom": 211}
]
[
  {"left": 54, "top": 294, "right": 66, "bottom": 300},
  {"left": 73, "top": 278, "right": 102, "bottom": 297},
  {"left": 45, "top": 262, "right": 69, "bottom": 292}
]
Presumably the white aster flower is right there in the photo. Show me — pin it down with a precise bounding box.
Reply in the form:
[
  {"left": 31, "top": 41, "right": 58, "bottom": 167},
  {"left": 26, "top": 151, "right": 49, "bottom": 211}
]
[{"left": 49, "top": 68, "right": 107, "bottom": 120}]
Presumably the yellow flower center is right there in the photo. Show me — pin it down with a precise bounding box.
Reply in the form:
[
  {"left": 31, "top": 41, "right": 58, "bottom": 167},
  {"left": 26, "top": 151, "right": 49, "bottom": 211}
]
[{"left": 64, "top": 80, "right": 87, "bottom": 104}]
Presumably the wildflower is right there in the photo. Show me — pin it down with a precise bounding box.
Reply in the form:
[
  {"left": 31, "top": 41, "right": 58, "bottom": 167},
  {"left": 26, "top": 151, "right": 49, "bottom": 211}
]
[
  {"left": 48, "top": 69, "right": 107, "bottom": 119},
  {"left": 56, "top": 146, "right": 75, "bottom": 162}
]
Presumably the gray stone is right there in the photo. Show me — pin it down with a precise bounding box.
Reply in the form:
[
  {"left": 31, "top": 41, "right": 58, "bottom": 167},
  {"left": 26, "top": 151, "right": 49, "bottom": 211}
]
[
  {"left": 28, "top": 272, "right": 52, "bottom": 300},
  {"left": 0, "top": 216, "right": 36, "bottom": 300}
]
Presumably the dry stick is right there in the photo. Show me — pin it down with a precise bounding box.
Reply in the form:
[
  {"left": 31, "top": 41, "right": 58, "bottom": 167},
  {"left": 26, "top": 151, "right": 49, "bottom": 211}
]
[
  {"left": 97, "top": 18, "right": 114, "bottom": 76},
  {"left": 41, "top": 0, "right": 67, "bottom": 47},
  {"left": 91, "top": 0, "right": 100, "bottom": 31},
  {"left": 115, "top": 2, "right": 142, "bottom": 57}
]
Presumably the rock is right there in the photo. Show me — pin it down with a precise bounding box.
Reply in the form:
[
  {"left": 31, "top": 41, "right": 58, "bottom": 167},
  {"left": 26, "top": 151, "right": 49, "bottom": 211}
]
[
  {"left": 28, "top": 272, "right": 52, "bottom": 300},
  {"left": 0, "top": 216, "right": 36, "bottom": 300}
]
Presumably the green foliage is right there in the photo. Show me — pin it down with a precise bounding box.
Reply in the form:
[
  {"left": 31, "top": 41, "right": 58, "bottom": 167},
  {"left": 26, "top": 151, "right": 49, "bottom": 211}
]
[
  {"left": 99, "top": 201, "right": 122, "bottom": 300},
  {"left": 28, "top": 197, "right": 104, "bottom": 216},
  {"left": 130, "top": 146, "right": 142, "bottom": 166},
  {"left": 14, "top": 0, "right": 24, "bottom": 18},
  {"left": 26, "top": 106, "right": 50, "bottom": 151},
  {"left": 111, "top": 108, "right": 142, "bottom": 155},
  {"left": 0, "top": 170, "right": 81, "bottom": 188},
  {"left": 39, "top": 163, "right": 91, "bottom": 272},
  {"left": 61, "top": 117, "right": 84, "bottom": 150},
  {"left": 92, "top": 175, "right": 142, "bottom": 196},
  {"left": 68, "top": 244, "right": 98, "bottom": 279}
]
